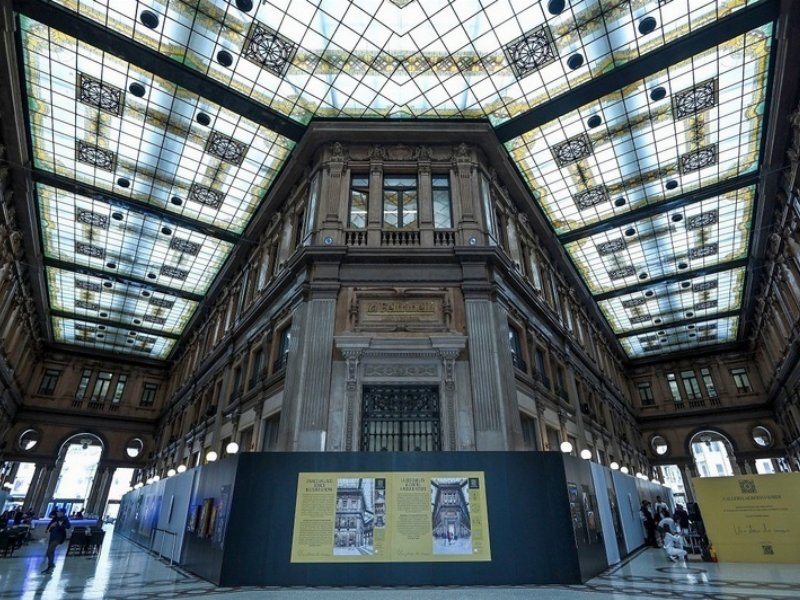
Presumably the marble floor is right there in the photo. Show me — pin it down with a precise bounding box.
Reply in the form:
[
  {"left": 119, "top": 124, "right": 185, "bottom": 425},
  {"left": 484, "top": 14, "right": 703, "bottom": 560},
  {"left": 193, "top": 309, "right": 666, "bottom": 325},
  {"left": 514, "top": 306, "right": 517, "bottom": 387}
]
[{"left": 0, "top": 529, "right": 798, "bottom": 600}]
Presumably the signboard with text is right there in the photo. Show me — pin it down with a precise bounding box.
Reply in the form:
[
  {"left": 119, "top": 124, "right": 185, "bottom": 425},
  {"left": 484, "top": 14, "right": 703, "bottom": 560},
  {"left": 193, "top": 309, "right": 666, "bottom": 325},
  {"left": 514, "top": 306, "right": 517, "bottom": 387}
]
[
  {"left": 290, "top": 471, "right": 491, "bottom": 563},
  {"left": 693, "top": 473, "right": 800, "bottom": 563}
]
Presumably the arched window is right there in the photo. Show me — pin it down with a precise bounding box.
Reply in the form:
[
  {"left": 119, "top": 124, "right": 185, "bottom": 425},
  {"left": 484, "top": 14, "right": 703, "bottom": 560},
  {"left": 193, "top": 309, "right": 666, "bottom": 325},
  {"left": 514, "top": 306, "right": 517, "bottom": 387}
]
[{"left": 690, "top": 431, "right": 734, "bottom": 477}]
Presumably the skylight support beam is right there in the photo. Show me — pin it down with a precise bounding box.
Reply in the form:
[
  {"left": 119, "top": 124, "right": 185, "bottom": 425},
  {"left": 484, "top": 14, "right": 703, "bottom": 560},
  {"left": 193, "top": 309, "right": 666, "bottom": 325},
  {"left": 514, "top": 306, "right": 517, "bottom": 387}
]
[
  {"left": 558, "top": 174, "right": 760, "bottom": 244},
  {"left": 33, "top": 170, "right": 240, "bottom": 245},
  {"left": 43, "top": 257, "right": 204, "bottom": 302},
  {"left": 593, "top": 259, "right": 749, "bottom": 302},
  {"left": 615, "top": 310, "right": 740, "bottom": 339},
  {"left": 13, "top": 0, "right": 306, "bottom": 142},
  {"left": 50, "top": 309, "right": 180, "bottom": 340},
  {"left": 494, "top": 0, "right": 780, "bottom": 143}
]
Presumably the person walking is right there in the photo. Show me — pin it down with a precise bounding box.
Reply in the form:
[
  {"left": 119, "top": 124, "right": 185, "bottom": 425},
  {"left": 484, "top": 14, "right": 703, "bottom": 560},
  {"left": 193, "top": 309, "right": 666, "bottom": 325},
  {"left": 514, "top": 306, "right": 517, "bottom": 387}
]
[{"left": 42, "top": 507, "right": 71, "bottom": 574}]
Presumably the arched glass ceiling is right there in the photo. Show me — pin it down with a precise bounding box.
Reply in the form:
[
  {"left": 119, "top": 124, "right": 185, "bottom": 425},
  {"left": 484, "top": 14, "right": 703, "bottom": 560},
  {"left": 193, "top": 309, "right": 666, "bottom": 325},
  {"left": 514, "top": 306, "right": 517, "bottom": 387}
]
[
  {"left": 14, "top": 1, "right": 777, "bottom": 360},
  {"left": 49, "top": 0, "right": 759, "bottom": 122}
]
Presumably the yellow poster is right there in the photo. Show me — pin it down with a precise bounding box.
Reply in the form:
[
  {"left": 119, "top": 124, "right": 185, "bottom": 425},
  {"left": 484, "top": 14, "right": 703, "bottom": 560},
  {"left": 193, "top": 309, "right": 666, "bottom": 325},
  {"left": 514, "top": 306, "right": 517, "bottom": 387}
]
[
  {"left": 693, "top": 473, "right": 800, "bottom": 563},
  {"left": 290, "top": 471, "right": 491, "bottom": 563}
]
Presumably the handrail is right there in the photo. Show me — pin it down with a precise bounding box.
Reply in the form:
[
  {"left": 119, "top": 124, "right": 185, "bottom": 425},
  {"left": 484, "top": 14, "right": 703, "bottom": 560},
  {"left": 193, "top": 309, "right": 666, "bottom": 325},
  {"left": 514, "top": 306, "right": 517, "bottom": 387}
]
[{"left": 150, "top": 527, "right": 178, "bottom": 566}]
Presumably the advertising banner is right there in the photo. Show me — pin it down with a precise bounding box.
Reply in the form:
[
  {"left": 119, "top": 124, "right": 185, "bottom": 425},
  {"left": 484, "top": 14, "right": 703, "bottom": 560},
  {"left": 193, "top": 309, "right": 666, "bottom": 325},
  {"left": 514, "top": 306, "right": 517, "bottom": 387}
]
[
  {"left": 291, "top": 471, "right": 491, "bottom": 563},
  {"left": 693, "top": 473, "right": 800, "bottom": 563}
]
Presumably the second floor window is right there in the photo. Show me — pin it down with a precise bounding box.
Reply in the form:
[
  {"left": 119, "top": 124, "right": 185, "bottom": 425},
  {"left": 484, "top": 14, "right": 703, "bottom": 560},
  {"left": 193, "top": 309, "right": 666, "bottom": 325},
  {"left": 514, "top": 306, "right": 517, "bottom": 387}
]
[
  {"left": 111, "top": 375, "right": 127, "bottom": 404},
  {"left": 637, "top": 382, "right": 655, "bottom": 406},
  {"left": 508, "top": 326, "right": 525, "bottom": 371},
  {"left": 91, "top": 372, "right": 113, "bottom": 401},
  {"left": 731, "top": 368, "right": 751, "bottom": 393},
  {"left": 250, "top": 348, "right": 264, "bottom": 386},
  {"left": 383, "top": 176, "right": 417, "bottom": 229},
  {"left": 274, "top": 327, "right": 292, "bottom": 371},
  {"left": 432, "top": 175, "right": 452, "bottom": 228},
  {"left": 666, "top": 373, "right": 682, "bottom": 403},
  {"left": 140, "top": 383, "right": 158, "bottom": 407},
  {"left": 700, "top": 368, "right": 718, "bottom": 398},
  {"left": 681, "top": 371, "right": 702, "bottom": 400},
  {"left": 75, "top": 369, "right": 92, "bottom": 400},
  {"left": 39, "top": 369, "right": 61, "bottom": 395},
  {"left": 349, "top": 175, "right": 368, "bottom": 229}
]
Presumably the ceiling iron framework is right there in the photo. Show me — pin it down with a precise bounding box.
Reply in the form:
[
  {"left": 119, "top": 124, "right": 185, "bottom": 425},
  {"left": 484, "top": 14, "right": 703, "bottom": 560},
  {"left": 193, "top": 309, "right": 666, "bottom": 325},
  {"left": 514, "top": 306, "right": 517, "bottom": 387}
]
[{"left": 8, "top": 0, "right": 781, "bottom": 360}]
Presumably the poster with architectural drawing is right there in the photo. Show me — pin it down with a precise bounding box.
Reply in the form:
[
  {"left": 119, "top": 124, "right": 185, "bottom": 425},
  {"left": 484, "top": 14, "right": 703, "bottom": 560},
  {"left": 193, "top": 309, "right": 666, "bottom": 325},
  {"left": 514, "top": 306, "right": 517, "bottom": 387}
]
[{"left": 291, "top": 471, "right": 491, "bottom": 563}]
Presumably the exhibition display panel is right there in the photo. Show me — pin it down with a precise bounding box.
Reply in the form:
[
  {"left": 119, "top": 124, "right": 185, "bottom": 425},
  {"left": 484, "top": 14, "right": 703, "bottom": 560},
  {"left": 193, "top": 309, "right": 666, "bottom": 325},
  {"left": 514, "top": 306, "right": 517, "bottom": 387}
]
[{"left": 117, "top": 452, "right": 670, "bottom": 586}]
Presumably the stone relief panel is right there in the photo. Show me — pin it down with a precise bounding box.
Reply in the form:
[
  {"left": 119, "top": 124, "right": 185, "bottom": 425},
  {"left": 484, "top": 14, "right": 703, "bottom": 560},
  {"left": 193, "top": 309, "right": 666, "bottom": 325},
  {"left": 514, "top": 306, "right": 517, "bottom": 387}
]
[
  {"left": 363, "top": 364, "right": 439, "bottom": 378},
  {"left": 348, "top": 288, "right": 453, "bottom": 332}
]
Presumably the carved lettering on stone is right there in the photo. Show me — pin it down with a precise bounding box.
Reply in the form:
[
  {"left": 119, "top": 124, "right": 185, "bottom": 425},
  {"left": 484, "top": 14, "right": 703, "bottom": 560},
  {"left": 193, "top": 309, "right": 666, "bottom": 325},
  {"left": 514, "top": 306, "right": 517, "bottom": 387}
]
[{"left": 363, "top": 364, "right": 438, "bottom": 378}]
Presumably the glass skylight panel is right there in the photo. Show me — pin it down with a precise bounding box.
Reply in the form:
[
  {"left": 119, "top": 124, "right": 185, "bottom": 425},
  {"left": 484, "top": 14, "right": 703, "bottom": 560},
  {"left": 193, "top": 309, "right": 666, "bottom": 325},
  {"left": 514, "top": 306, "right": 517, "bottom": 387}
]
[
  {"left": 598, "top": 267, "right": 745, "bottom": 334},
  {"left": 49, "top": 0, "right": 754, "bottom": 123},
  {"left": 52, "top": 316, "right": 176, "bottom": 359},
  {"left": 565, "top": 187, "right": 753, "bottom": 295},
  {"left": 21, "top": 17, "right": 293, "bottom": 235},
  {"left": 38, "top": 184, "right": 233, "bottom": 295},
  {"left": 619, "top": 316, "right": 739, "bottom": 358},
  {"left": 509, "top": 25, "right": 771, "bottom": 234},
  {"left": 47, "top": 267, "right": 197, "bottom": 336}
]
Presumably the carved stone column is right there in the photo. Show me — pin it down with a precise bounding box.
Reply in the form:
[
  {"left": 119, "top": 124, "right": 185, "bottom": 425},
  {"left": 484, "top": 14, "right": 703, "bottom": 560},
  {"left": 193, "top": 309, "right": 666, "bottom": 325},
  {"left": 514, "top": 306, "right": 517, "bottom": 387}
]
[
  {"left": 279, "top": 298, "right": 337, "bottom": 451},
  {"left": 464, "top": 299, "right": 520, "bottom": 450},
  {"left": 367, "top": 145, "right": 385, "bottom": 246},
  {"left": 86, "top": 464, "right": 113, "bottom": 516},
  {"left": 22, "top": 462, "right": 46, "bottom": 511}
]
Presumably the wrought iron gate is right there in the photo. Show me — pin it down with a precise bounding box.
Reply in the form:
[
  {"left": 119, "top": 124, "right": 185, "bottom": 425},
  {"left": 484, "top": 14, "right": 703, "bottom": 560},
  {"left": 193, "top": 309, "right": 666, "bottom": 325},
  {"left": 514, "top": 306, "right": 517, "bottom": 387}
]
[{"left": 360, "top": 385, "right": 441, "bottom": 451}]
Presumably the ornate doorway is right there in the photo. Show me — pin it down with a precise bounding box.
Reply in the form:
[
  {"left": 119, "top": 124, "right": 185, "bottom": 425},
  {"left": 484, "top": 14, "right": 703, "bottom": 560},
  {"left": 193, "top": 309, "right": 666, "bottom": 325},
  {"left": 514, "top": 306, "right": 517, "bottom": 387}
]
[{"left": 361, "top": 385, "right": 441, "bottom": 451}]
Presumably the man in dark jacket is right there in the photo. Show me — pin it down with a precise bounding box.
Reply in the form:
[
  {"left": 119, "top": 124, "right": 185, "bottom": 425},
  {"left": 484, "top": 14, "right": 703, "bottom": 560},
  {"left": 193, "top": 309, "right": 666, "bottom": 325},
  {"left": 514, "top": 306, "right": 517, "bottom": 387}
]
[{"left": 42, "top": 507, "right": 70, "bottom": 574}]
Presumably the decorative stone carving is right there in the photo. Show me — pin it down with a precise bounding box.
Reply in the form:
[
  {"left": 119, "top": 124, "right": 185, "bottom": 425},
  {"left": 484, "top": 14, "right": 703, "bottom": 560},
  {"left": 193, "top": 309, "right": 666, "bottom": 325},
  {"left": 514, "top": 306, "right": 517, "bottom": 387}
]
[
  {"left": 350, "top": 288, "right": 451, "bottom": 332},
  {"left": 363, "top": 364, "right": 438, "bottom": 378}
]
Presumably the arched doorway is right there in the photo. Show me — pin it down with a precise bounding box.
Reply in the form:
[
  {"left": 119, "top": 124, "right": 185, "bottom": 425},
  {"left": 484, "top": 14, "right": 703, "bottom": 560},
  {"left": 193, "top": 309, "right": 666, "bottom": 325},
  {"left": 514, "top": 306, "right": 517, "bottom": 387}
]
[
  {"left": 690, "top": 430, "right": 734, "bottom": 477},
  {"left": 47, "top": 433, "right": 104, "bottom": 517}
]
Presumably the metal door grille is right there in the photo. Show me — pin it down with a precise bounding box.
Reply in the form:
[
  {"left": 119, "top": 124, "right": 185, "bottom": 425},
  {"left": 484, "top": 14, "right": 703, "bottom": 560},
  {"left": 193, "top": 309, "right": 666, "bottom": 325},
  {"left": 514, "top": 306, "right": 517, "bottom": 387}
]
[{"left": 361, "top": 385, "right": 440, "bottom": 451}]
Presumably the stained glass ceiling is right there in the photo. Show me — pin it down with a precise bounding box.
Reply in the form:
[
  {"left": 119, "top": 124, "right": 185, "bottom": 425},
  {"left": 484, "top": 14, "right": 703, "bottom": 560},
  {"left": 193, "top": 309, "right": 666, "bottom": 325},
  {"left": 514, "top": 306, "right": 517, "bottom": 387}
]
[{"left": 11, "top": 0, "right": 778, "bottom": 360}]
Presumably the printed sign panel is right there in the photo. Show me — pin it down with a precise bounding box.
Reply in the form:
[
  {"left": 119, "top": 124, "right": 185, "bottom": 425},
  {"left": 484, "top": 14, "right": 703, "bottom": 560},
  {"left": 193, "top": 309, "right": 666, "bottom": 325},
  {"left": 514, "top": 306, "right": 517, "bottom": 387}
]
[
  {"left": 291, "top": 471, "right": 491, "bottom": 563},
  {"left": 693, "top": 473, "right": 800, "bottom": 563}
]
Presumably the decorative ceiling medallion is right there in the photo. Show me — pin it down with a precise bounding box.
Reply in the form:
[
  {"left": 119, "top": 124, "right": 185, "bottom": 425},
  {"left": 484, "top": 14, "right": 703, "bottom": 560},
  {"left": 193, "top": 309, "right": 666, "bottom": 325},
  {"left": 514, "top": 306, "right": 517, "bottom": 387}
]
[
  {"left": 629, "top": 314, "right": 652, "bottom": 324},
  {"left": 75, "top": 241, "right": 105, "bottom": 259},
  {"left": 692, "top": 280, "right": 718, "bottom": 292},
  {"left": 694, "top": 300, "right": 718, "bottom": 310},
  {"left": 688, "top": 242, "right": 718, "bottom": 259},
  {"left": 160, "top": 265, "right": 188, "bottom": 280},
  {"left": 596, "top": 238, "right": 626, "bottom": 256},
  {"left": 672, "top": 78, "right": 717, "bottom": 119},
  {"left": 503, "top": 25, "right": 558, "bottom": 79},
  {"left": 75, "top": 300, "right": 100, "bottom": 310},
  {"left": 551, "top": 133, "right": 593, "bottom": 167},
  {"left": 574, "top": 186, "right": 609, "bottom": 210},
  {"left": 243, "top": 21, "right": 297, "bottom": 77},
  {"left": 608, "top": 265, "right": 636, "bottom": 280},
  {"left": 686, "top": 210, "right": 718, "bottom": 230},
  {"left": 205, "top": 131, "right": 248, "bottom": 166},
  {"left": 170, "top": 238, "right": 201, "bottom": 255},
  {"left": 622, "top": 297, "right": 647, "bottom": 308},
  {"left": 77, "top": 73, "right": 124, "bottom": 116},
  {"left": 76, "top": 141, "right": 116, "bottom": 171},
  {"left": 76, "top": 209, "right": 109, "bottom": 228},
  {"left": 679, "top": 144, "right": 717, "bottom": 174},
  {"left": 143, "top": 315, "right": 166, "bottom": 325},
  {"left": 76, "top": 280, "right": 102, "bottom": 292},
  {"left": 149, "top": 297, "right": 175, "bottom": 309},
  {"left": 188, "top": 183, "right": 224, "bottom": 208}
]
